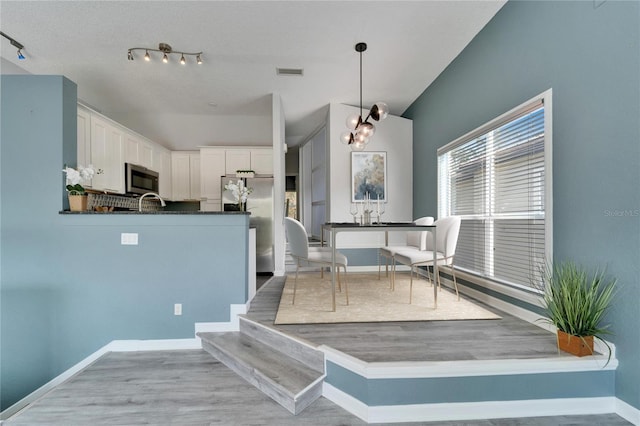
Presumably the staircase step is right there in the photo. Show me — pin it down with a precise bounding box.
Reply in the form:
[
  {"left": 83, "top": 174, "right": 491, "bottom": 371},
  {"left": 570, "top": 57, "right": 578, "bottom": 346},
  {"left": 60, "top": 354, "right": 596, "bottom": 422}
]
[
  {"left": 238, "top": 316, "right": 324, "bottom": 373},
  {"left": 198, "top": 332, "right": 324, "bottom": 415}
]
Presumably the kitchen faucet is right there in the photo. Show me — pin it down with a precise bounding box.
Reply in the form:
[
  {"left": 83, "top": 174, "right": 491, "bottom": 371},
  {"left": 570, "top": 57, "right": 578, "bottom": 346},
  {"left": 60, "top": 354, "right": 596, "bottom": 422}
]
[{"left": 138, "top": 192, "right": 166, "bottom": 212}]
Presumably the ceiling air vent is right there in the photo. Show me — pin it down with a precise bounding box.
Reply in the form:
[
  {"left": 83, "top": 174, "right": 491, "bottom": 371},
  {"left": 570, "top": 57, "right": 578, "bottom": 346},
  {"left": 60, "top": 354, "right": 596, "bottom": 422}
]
[{"left": 276, "top": 68, "right": 304, "bottom": 76}]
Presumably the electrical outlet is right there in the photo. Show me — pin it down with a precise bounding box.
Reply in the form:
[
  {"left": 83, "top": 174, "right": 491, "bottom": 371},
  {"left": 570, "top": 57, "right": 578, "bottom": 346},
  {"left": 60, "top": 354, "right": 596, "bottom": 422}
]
[
  {"left": 174, "top": 303, "right": 182, "bottom": 316},
  {"left": 121, "top": 233, "right": 138, "bottom": 245}
]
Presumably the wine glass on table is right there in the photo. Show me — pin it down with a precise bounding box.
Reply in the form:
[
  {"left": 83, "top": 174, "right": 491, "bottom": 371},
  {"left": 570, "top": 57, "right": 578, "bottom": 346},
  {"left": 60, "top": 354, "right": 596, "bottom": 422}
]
[
  {"left": 349, "top": 202, "right": 358, "bottom": 223},
  {"left": 376, "top": 199, "right": 386, "bottom": 224}
]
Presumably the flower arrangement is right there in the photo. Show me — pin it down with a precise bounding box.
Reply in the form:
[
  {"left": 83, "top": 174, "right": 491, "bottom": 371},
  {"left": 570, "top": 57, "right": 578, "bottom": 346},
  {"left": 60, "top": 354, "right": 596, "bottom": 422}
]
[
  {"left": 224, "top": 179, "right": 253, "bottom": 210},
  {"left": 63, "top": 164, "right": 95, "bottom": 195}
]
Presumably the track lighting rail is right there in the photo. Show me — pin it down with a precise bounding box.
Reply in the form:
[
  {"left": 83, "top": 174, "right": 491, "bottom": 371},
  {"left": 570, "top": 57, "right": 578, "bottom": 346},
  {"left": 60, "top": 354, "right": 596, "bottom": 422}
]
[{"left": 128, "top": 43, "right": 202, "bottom": 65}]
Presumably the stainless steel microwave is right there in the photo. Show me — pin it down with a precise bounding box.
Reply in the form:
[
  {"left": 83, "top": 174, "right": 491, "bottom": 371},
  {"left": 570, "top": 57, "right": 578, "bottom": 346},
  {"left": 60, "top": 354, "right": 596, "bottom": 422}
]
[{"left": 125, "top": 163, "right": 159, "bottom": 195}]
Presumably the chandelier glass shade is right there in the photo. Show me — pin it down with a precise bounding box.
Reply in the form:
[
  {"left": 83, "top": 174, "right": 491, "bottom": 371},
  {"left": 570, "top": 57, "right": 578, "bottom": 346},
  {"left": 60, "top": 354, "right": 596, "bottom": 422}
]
[
  {"left": 128, "top": 43, "right": 202, "bottom": 65},
  {"left": 342, "top": 42, "right": 389, "bottom": 151}
]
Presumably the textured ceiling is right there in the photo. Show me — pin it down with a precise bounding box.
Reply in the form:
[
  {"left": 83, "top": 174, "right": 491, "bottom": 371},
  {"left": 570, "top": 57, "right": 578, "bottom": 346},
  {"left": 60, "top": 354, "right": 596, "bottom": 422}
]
[{"left": 0, "top": 1, "right": 505, "bottom": 149}]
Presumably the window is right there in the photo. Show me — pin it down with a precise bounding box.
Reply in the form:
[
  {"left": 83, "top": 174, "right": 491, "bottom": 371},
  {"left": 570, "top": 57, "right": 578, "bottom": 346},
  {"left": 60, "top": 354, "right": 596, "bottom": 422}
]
[{"left": 438, "top": 91, "right": 552, "bottom": 291}]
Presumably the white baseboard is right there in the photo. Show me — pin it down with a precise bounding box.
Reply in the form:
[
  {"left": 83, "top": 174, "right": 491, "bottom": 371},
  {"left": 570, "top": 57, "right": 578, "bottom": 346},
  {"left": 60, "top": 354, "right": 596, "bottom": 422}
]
[
  {"left": 194, "top": 303, "right": 248, "bottom": 334},
  {"left": 1, "top": 303, "right": 248, "bottom": 422},
  {"left": 324, "top": 383, "right": 626, "bottom": 424},
  {"left": 616, "top": 398, "right": 640, "bottom": 425}
]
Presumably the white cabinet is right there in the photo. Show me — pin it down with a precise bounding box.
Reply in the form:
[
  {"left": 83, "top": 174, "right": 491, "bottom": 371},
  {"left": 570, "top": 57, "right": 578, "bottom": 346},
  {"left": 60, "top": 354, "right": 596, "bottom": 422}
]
[
  {"left": 250, "top": 148, "right": 273, "bottom": 175},
  {"left": 225, "top": 149, "right": 251, "bottom": 175},
  {"left": 190, "top": 153, "right": 201, "bottom": 200},
  {"left": 200, "top": 148, "right": 226, "bottom": 202},
  {"left": 224, "top": 148, "right": 273, "bottom": 175},
  {"left": 140, "top": 141, "right": 153, "bottom": 169},
  {"left": 90, "top": 115, "right": 124, "bottom": 193},
  {"left": 79, "top": 105, "right": 168, "bottom": 196},
  {"left": 171, "top": 151, "right": 200, "bottom": 201},
  {"left": 77, "top": 107, "right": 92, "bottom": 169},
  {"left": 125, "top": 134, "right": 154, "bottom": 169},
  {"left": 157, "top": 148, "right": 172, "bottom": 200},
  {"left": 125, "top": 133, "right": 141, "bottom": 166}
]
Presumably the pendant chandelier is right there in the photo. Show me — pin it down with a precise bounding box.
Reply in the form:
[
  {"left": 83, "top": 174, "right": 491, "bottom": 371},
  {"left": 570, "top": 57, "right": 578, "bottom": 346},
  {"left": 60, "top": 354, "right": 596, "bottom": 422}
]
[{"left": 341, "top": 42, "right": 389, "bottom": 151}]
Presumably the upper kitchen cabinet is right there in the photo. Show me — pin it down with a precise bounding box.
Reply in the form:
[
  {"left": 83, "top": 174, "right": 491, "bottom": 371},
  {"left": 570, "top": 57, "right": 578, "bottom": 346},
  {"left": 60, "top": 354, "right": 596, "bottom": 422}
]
[
  {"left": 225, "top": 149, "right": 251, "bottom": 175},
  {"left": 77, "top": 106, "right": 92, "bottom": 170},
  {"left": 153, "top": 146, "right": 172, "bottom": 200},
  {"left": 171, "top": 151, "right": 200, "bottom": 201},
  {"left": 125, "top": 134, "right": 153, "bottom": 170},
  {"left": 250, "top": 148, "right": 273, "bottom": 175},
  {"left": 200, "top": 148, "right": 226, "bottom": 201},
  {"left": 225, "top": 147, "right": 273, "bottom": 175},
  {"left": 90, "top": 115, "right": 124, "bottom": 193}
]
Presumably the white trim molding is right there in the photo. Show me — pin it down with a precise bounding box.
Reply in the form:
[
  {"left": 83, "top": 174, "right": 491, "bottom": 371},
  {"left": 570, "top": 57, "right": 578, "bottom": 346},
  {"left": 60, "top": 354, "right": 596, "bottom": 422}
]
[
  {"left": 194, "top": 303, "right": 248, "bottom": 334},
  {"left": 324, "top": 383, "right": 628, "bottom": 424},
  {"left": 1, "top": 303, "right": 248, "bottom": 421}
]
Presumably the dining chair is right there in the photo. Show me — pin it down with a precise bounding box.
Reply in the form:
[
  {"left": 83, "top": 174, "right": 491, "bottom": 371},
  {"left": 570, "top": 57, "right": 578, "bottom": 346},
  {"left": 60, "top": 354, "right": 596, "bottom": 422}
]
[
  {"left": 392, "top": 216, "right": 461, "bottom": 304},
  {"left": 284, "top": 217, "right": 349, "bottom": 305},
  {"left": 378, "top": 216, "right": 434, "bottom": 281}
]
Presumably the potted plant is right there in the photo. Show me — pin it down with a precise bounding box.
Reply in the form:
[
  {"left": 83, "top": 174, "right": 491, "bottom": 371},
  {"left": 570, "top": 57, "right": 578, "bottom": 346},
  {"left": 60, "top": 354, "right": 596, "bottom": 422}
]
[
  {"left": 224, "top": 179, "right": 253, "bottom": 211},
  {"left": 63, "top": 164, "right": 95, "bottom": 211},
  {"left": 538, "top": 261, "right": 616, "bottom": 359}
]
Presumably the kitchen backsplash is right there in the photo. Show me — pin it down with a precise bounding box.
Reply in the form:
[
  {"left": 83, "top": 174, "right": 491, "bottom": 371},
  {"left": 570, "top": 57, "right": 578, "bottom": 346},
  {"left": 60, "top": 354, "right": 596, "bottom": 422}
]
[{"left": 88, "top": 193, "right": 162, "bottom": 212}]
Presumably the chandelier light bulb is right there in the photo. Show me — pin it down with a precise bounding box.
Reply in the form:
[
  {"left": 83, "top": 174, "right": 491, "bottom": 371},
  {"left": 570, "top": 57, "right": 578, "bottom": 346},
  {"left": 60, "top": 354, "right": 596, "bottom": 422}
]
[
  {"left": 180, "top": 54, "right": 186, "bottom": 65},
  {"left": 354, "top": 132, "right": 369, "bottom": 145},
  {"left": 346, "top": 113, "right": 361, "bottom": 131},
  {"left": 162, "top": 53, "right": 169, "bottom": 63},
  {"left": 340, "top": 131, "right": 354, "bottom": 145},
  {"left": 127, "top": 50, "right": 133, "bottom": 61},
  {"left": 359, "top": 122, "right": 376, "bottom": 138},
  {"left": 196, "top": 54, "right": 203, "bottom": 65},
  {"left": 351, "top": 141, "right": 366, "bottom": 151},
  {"left": 372, "top": 102, "right": 390, "bottom": 121},
  {"left": 144, "top": 50, "right": 151, "bottom": 61}
]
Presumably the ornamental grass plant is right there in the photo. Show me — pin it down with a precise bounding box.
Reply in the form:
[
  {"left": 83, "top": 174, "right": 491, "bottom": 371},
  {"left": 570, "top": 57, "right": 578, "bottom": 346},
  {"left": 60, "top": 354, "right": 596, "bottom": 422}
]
[
  {"left": 540, "top": 261, "right": 616, "bottom": 337},
  {"left": 538, "top": 261, "right": 616, "bottom": 360}
]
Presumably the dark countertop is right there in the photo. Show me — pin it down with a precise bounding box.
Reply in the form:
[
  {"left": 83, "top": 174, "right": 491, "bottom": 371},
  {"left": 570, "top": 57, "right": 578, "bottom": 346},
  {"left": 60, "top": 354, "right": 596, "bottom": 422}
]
[{"left": 60, "top": 210, "right": 250, "bottom": 215}]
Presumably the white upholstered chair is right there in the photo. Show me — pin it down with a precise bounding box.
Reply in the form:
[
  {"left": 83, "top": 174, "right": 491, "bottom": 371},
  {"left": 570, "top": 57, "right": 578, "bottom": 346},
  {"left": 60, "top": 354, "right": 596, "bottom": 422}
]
[
  {"left": 284, "top": 217, "right": 349, "bottom": 305},
  {"left": 392, "top": 216, "right": 461, "bottom": 304},
  {"left": 378, "top": 216, "right": 434, "bottom": 281}
]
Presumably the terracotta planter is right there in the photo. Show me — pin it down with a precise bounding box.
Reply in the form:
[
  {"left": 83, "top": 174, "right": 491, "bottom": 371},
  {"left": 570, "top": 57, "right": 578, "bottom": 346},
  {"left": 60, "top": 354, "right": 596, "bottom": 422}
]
[
  {"left": 557, "top": 330, "right": 594, "bottom": 357},
  {"left": 68, "top": 194, "right": 88, "bottom": 212}
]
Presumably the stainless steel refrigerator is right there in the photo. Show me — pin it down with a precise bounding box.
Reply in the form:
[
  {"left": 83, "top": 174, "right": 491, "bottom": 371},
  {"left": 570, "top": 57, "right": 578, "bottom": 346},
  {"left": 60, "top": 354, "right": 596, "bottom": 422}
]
[{"left": 222, "top": 176, "right": 274, "bottom": 273}]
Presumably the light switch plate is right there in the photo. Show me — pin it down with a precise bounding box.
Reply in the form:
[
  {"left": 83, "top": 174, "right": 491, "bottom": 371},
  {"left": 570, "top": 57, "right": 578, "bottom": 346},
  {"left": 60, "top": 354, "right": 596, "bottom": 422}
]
[
  {"left": 121, "top": 233, "right": 138, "bottom": 245},
  {"left": 174, "top": 303, "right": 182, "bottom": 316}
]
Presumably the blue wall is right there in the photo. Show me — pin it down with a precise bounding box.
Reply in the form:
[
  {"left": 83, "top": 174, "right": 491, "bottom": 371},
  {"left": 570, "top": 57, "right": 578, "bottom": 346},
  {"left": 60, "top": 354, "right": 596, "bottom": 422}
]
[
  {"left": 1, "top": 76, "right": 250, "bottom": 410},
  {"left": 404, "top": 1, "right": 639, "bottom": 410}
]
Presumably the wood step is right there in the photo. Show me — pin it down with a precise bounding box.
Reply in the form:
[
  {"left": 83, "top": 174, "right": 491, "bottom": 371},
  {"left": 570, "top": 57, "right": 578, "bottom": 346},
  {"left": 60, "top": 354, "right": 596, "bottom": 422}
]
[
  {"left": 198, "top": 332, "right": 324, "bottom": 415},
  {"left": 238, "top": 316, "right": 324, "bottom": 373}
]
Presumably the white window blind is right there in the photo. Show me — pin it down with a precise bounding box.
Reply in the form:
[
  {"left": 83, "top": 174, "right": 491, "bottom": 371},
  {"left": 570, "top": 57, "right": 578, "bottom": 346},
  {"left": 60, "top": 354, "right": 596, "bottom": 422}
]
[{"left": 438, "top": 95, "right": 550, "bottom": 290}]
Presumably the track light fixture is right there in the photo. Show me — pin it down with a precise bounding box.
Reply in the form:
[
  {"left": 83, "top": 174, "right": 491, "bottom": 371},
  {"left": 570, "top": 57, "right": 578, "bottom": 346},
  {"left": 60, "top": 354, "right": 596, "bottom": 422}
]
[
  {"left": 128, "top": 43, "right": 203, "bottom": 65},
  {"left": 341, "top": 42, "right": 389, "bottom": 151},
  {"left": 0, "top": 31, "right": 26, "bottom": 60}
]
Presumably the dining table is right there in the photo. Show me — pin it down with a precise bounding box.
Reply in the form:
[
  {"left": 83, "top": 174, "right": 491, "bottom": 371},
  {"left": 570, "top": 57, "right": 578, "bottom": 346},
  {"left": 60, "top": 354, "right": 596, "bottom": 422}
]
[{"left": 321, "top": 222, "right": 437, "bottom": 312}]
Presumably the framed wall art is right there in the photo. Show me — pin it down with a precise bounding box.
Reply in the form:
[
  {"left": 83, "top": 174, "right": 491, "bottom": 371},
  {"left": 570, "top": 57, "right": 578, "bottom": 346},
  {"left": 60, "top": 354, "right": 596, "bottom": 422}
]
[{"left": 351, "top": 151, "right": 387, "bottom": 202}]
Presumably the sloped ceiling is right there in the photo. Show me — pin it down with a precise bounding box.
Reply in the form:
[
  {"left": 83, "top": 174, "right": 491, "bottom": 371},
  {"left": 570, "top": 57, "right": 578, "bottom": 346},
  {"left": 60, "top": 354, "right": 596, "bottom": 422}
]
[{"left": 0, "top": 1, "right": 506, "bottom": 149}]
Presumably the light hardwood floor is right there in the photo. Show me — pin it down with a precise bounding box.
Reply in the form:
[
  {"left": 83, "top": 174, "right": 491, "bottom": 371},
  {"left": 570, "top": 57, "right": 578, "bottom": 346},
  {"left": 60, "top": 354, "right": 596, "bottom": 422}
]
[{"left": 7, "top": 274, "right": 632, "bottom": 425}]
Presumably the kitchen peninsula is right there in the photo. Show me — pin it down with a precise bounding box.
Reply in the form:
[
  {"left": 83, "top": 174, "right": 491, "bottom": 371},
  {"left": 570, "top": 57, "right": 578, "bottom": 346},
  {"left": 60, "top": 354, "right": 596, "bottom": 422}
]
[{"left": 1, "top": 73, "right": 262, "bottom": 410}]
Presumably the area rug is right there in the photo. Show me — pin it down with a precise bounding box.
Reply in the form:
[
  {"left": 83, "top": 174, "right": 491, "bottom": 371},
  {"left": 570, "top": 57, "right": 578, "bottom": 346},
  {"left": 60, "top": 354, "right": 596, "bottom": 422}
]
[{"left": 274, "top": 272, "right": 501, "bottom": 325}]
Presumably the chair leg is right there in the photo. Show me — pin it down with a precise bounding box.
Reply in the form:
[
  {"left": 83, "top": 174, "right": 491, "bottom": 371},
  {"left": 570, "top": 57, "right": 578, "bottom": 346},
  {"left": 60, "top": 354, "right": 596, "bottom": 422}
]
[
  {"left": 342, "top": 265, "right": 349, "bottom": 305},
  {"left": 452, "top": 265, "right": 460, "bottom": 300},
  {"left": 292, "top": 263, "right": 300, "bottom": 304},
  {"left": 390, "top": 258, "right": 396, "bottom": 290},
  {"left": 409, "top": 266, "right": 414, "bottom": 304}
]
